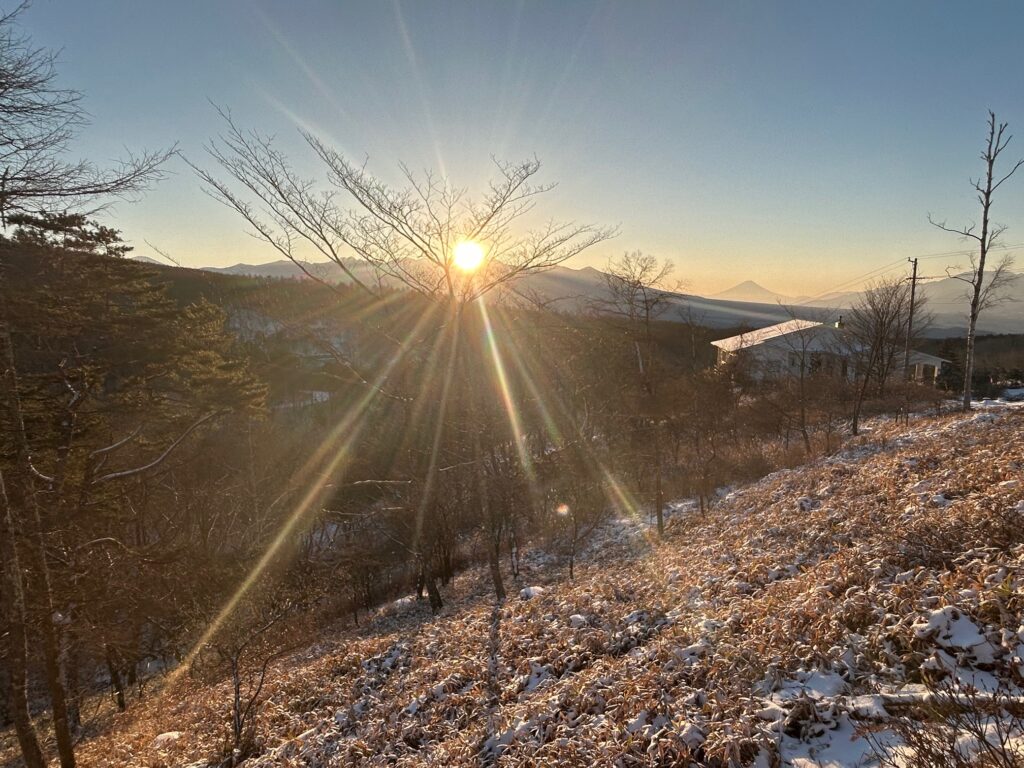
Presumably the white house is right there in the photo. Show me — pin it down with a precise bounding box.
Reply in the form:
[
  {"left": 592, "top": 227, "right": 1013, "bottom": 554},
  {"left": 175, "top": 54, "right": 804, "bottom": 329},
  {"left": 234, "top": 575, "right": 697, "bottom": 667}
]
[
  {"left": 905, "top": 350, "right": 949, "bottom": 384},
  {"left": 711, "top": 319, "right": 947, "bottom": 383}
]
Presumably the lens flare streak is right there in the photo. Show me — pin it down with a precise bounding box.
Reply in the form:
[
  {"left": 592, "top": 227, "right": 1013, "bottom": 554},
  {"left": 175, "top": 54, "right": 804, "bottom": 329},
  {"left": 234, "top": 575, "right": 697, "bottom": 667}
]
[
  {"left": 169, "top": 304, "right": 439, "bottom": 684},
  {"left": 477, "top": 299, "right": 535, "bottom": 484},
  {"left": 491, "top": 310, "right": 654, "bottom": 541}
]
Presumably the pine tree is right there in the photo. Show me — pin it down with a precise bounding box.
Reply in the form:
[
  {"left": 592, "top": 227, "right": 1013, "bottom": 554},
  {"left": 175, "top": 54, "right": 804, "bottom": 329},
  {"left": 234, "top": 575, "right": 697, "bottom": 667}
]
[{"left": 0, "top": 226, "right": 264, "bottom": 766}]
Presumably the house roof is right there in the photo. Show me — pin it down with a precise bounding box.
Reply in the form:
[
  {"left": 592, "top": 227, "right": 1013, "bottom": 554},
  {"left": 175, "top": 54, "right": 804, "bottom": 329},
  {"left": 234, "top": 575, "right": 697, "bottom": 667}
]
[
  {"left": 711, "top": 319, "right": 825, "bottom": 352},
  {"left": 908, "top": 350, "right": 950, "bottom": 366},
  {"left": 711, "top": 320, "right": 952, "bottom": 366}
]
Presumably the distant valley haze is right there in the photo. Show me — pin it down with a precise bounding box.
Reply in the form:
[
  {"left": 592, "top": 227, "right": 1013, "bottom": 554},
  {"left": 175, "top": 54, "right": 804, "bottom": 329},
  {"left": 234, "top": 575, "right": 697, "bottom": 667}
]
[{"left": 192, "top": 256, "right": 1024, "bottom": 337}]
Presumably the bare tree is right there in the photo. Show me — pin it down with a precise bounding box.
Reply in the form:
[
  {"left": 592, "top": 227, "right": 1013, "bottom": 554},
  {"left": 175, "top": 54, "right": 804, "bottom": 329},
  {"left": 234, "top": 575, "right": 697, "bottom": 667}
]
[
  {"left": 192, "top": 109, "right": 616, "bottom": 303},
  {"left": 929, "top": 111, "right": 1022, "bottom": 410},
  {"left": 0, "top": 3, "right": 172, "bottom": 223},
  {"left": 193, "top": 111, "right": 615, "bottom": 606},
  {"left": 197, "top": 587, "right": 293, "bottom": 765},
  {"left": 0, "top": 469, "right": 45, "bottom": 768},
  {"left": 597, "top": 252, "right": 676, "bottom": 534},
  {"left": 761, "top": 318, "right": 831, "bottom": 451},
  {"left": 0, "top": 308, "right": 72, "bottom": 767},
  {"left": 1, "top": 250, "right": 258, "bottom": 768},
  {"left": 846, "top": 277, "right": 925, "bottom": 434},
  {"left": 599, "top": 251, "right": 676, "bottom": 327}
]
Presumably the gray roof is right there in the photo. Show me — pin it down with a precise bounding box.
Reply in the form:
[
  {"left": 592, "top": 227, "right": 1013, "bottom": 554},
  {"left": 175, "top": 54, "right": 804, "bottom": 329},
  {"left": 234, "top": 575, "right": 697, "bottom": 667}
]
[{"left": 908, "top": 350, "right": 950, "bottom": 366}]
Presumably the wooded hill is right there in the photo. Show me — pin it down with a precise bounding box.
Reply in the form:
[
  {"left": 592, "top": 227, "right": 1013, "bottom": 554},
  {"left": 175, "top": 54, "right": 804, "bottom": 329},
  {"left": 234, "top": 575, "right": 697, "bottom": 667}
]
[{"left": 1, "top": 242, "right": 1017, "bottom": 768}]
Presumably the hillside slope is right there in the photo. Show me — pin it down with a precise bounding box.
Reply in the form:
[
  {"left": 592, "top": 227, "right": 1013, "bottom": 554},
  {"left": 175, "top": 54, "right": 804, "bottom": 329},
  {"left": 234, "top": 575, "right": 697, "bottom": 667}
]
[{"left": 73, "top": 407, "right": 1024, "bottom": 767}]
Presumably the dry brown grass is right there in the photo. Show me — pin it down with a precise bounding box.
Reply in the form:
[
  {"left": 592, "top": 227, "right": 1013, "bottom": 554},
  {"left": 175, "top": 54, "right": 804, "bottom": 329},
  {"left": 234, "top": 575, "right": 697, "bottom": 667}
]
[{"left": 6, "top": 409, "right": 1024, "bottom": 767}]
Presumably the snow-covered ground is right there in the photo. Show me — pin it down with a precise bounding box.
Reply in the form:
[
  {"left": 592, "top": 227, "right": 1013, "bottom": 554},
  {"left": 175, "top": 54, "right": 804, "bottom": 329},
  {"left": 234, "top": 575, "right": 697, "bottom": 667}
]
[{"left": 71, "top": 405, "right": 1024, "bottom": 767}]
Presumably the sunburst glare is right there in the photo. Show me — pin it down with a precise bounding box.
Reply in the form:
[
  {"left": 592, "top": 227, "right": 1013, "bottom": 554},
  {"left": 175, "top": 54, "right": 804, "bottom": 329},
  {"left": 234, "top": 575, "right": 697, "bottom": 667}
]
[{"left": 453, "top": 239, "right": 485, "bottom": 272}]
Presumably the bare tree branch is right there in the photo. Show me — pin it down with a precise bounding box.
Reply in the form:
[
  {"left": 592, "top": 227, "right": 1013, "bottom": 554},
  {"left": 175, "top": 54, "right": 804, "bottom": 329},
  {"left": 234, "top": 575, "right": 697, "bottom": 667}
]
[
  {"left": 91, "top": 411, "right": 221, "bottom": 485},
  {"left": 0, "top": 4, "right": 173, "bottom": 223},
  {"left": 192, "top": 108, "right": 616, "bottom": 305}
]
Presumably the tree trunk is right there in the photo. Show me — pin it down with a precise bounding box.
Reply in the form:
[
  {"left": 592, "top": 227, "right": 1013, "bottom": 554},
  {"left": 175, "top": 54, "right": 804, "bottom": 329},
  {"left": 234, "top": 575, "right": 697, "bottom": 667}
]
[
  {"left": 425, "top": 573, "right": 443, "bottom": 613},
  {"left": 798, "top": 372, "right": 812, "bottom": 453},
  {"left": 568, "top": 516, "right": 577, "bottom": 581},
  {"left": 488, "top": 535, "right": 506, "bottom": 602},
  {"left": 0, "top": 473, "right": 46, "bottom": 768},
  {"left": 653, "top": 423, "right": 665, "bottom": 536},
  {"left": 105, "top": 646, "right": 126, "bottom": 712},
  {"left": 0, "top": 650, "right": 45, "bottom": 768},
  {"left": 962, "top": 134, "right": 994, "bottom": 411},
  {"left": 414, "top": 565, "right": 425, "bottom": 600},
  {"left": 231, "top": 657, "right": 243, "bottom": 757},
  {"left": 126, "top": 656, "right": 137, "bottom": 690},
  {"left": 468, "top": 357, "right": 504, "bottom": 602},
  {"left": 851, "top": 345, "right": 879, "bottom": 436},
  {"left": 0, "top": 322, "right": 76, "bottom": 767},
  {"left": 508, "top": 529, "right": 520, "bottom": 579},
  {"left": 962, "top": 307, "right": 979, "bottom": 411},
  {"left": 35, "top": 578, "right": 76, "bottom": 768},
  {"left": 441, "top": 550, "right": 453, "bottom": 585},
  {"left": 63, "top": 620, "right": 81, "bottom": 733}
]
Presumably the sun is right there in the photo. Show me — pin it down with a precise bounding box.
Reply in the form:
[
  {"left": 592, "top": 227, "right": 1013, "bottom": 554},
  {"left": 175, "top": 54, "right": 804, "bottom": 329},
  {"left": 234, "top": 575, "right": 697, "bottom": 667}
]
[{"left": 453, "top": 239, "right": 485, "bottom": 273}]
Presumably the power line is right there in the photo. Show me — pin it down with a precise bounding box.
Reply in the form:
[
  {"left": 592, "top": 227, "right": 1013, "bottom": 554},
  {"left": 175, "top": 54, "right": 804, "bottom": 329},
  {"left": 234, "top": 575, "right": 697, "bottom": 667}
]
[
  {"left": 793, "top": 259, "right": 907, "bottom": 305},
  {"left": 914, "top": 241, "right": 1024, "bottom": 261},
  {"left": 793, "top": 241, "right": 1022, "bottom": 306}
]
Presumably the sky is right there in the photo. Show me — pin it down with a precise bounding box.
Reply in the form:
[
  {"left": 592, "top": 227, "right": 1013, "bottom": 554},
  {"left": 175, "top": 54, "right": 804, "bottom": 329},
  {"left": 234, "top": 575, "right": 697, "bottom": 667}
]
[{"left": 20, "top": 0, "right": 1024, "bottom": 296}]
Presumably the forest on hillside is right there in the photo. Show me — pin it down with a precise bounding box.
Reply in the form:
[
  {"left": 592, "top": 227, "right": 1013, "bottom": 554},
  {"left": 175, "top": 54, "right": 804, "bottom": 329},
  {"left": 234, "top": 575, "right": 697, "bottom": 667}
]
[{"left": 1, "top": 223, "right": 969, "bottom": 767}]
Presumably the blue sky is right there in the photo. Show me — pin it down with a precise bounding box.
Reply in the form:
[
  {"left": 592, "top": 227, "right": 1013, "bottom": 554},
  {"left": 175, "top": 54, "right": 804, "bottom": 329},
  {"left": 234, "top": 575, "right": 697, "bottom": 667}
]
[{"left": 22, "top": 0, "right": 1024, "bottom": 295}]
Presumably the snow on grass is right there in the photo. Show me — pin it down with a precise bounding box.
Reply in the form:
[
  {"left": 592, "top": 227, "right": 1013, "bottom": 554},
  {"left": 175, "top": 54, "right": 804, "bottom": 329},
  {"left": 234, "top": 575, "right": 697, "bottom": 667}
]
[{"left": 60, "top": 406, "right": 1024, "bottom": 767}]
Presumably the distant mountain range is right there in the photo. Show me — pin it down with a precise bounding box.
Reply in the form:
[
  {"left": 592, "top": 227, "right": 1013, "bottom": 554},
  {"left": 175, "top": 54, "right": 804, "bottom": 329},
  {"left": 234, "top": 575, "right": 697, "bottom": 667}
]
[
  {"left": 195, "top": 260, "right": 1024, "bottom": 337},
  {"left": 203, "top": 260, "right": 346, "bottom": 280},
  {"left": 707, "top": 277, "right": 1024, "bottom": 336}
]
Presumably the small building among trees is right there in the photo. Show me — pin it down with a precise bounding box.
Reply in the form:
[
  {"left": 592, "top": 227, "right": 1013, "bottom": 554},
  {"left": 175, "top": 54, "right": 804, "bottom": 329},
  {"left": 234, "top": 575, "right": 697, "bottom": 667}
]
[
  {"left": 905, "top": 350, "right": 950, "bottom": 384},
  {"left": 711, "top": 319, "right": 947, "bottom": 384}
]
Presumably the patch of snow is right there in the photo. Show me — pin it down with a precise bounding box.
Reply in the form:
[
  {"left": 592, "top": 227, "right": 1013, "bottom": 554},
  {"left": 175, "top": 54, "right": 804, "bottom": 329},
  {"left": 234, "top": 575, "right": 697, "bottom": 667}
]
[
  {"left": 797, "top": 496, "right": 821, "bottom": 512},
  {"left": 913, "top": 605, "right": 997, "bottom": 665},
  {"left": 151, "top": 731, "right": 182, "bottom": 749},
  {"left": 679, "top": 720, "right": 705, "bottom": 749},
  {"left": 783, "top": 713, "right": 897, "bottom": 767},
  {"left": 774, "top": 670, "right": 847, "bottom": 702},
  {"left": 519, "top": 659, "right": 553, "bottom": 693},
  {"left": 625, "top": 710, "right": 648, "bottom": 734}
]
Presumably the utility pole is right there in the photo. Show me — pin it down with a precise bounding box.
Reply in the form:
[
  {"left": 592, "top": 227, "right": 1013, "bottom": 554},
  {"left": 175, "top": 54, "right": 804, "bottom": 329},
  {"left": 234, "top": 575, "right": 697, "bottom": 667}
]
[{"left": 902, "top": 257, "right": 919, "bottom": 381}]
